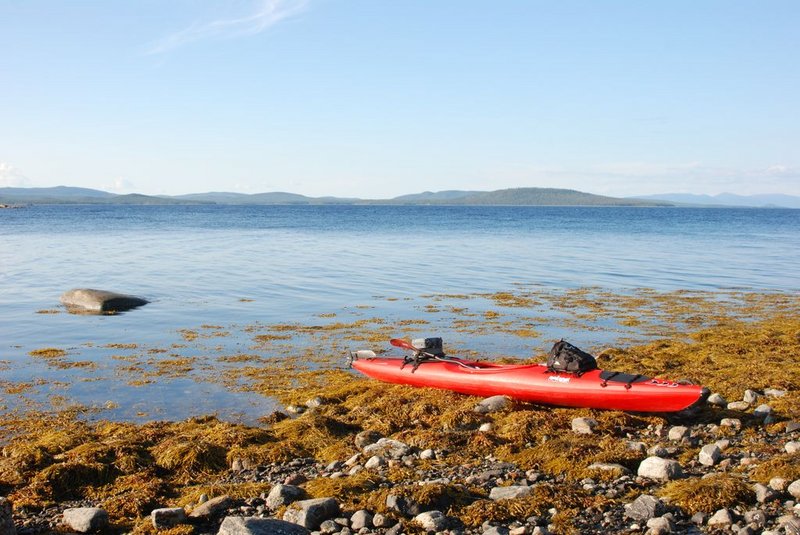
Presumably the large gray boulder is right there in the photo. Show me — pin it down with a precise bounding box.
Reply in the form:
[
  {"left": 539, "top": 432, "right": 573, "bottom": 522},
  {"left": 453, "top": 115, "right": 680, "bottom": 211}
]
[
  {"left": 62, "top": 508, "right": 109, "bottom": 533},
  {"left": 0, "top": 498, "right": 15, "bottom": 535},
  {"left": 282, "top": 498, "right": 340, "bottom": 530},
  {"left": 218, "top": 516, "right": 310, "bottom": 535},
  {"left": 61, "top": 288, "right": 148, "bottom": 313}
]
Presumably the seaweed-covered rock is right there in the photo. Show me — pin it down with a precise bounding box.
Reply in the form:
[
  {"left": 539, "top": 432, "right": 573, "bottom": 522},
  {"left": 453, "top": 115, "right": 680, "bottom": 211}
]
[
  {"left": 637, "top": 457, "right": 682, "bottom": 481},
  {"left": 218, "top": 516, "right": 310, "bottom": 535},
  {"left": 363, "top": 438, "right": 411, "bottom": 459},
  {"left": 62, "top": 508, "right": 109, "bottom": 533},
  {"left": 354, "top": 430, "right": 382, "bottom": 449}
]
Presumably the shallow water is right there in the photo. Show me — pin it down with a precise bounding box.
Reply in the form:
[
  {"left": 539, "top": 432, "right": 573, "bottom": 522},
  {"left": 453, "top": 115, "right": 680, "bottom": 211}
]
[{"left": 1, "top": 205, "right": 798, "bottom": 421}]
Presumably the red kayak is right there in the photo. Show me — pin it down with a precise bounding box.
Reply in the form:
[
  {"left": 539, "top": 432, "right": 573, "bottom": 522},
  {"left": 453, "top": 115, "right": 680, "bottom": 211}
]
[{"left": 351, "top": 341, "right": 708, "bottom": 413}]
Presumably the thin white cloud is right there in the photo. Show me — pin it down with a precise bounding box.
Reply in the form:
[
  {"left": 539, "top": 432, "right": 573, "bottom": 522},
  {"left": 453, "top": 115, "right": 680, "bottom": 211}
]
[
  {"left": 106, "top": 177, "right": 136, "bottom": 193},
  {"left": 0, "top": 162, "right": 31, "bottom": 187},
  {"left": 148, "top": 0, "right": 308, "bottom": 54}
]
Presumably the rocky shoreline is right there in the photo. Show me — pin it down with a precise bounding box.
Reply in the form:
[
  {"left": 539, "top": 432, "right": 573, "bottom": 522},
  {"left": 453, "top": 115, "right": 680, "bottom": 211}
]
[{"left": 2, "top": 386, "right": 800, "bottom": 535}]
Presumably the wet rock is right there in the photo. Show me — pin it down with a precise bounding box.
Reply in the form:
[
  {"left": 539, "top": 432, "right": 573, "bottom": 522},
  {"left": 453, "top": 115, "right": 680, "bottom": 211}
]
[
  {"left": 788, "top": 479, "right": 800, "bottom": 500},
  {"left": 667, "top": 426, "right": 689, "bottom": 441},
  {"left": 637, "top": 457, "right": 683, "bottom": 481},
  {"left": 707, "top": 393, "right": 727, "bottom": 406},
  {"left": 474, "top": 395, "right": 510, "bottom": 414},
  {"left": 60, "top": 288, "right": 148, "bottom": 313},
  {"left": 414, "top": 510, "right": 448, "bottom": 531},
  {"left": 283, "top": 498, "right": 340, "bottom": 530},
  {"left": 266, "top": 485, "right": 305, "bottom": 510},
  {"left": 0, "top": 498, "right": 15, "bottom": 535},
  {"left": 363, "top": 438, "right": 411, "bottom": 459},
  {"left": 190, "top": 495, "right": 234, "bottom": 518},
  {"left": 354, "top": 430, "right": 382, "bottom": 449},
  {"left": 699, "top": 444, "right": 721, "bottom": 467},
  {"left": 728, "top": 401, "right": 750, "bottom": 411},
  {"left": 151, "top": 507, "right": 186, "bottom": 529},
  {"left": 218, "top": 516, "right": 310, "bottom": 535},
  {"left": 350, "top": 510, "right": 373, "bottom": 530},
  {"left": 571, "top": 417, "right": 598, "bottom": 435},
  {"left": 624, "top": 495, "right": 665, "bottom": 522},
  {"left": 62, "top": 508, "right": 109, "bottom": 533},
  {"left": 707, "top": 508, "right": 733, "bottom": 527},
  {"left": 785, "top": 441, "right": 800, "bottom": 454},
  {"left": 490, "top": 486, "right": 532, "bottom": 500}
]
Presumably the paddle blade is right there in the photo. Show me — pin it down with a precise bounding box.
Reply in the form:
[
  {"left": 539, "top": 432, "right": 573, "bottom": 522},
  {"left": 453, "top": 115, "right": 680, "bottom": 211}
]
[{"left": 390, "top": 338, "right": 416, "bottom": 351}]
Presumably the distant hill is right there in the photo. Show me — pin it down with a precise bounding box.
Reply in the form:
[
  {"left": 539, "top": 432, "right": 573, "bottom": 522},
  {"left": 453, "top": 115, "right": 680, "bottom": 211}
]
[
  {"left": 391, "top": 190, "right": 479, "bottom": 202},
  {"left": 173, "top": 191, "right": 360, "bottom": 204},
  {"left": 633, "top": 193, "right": 800, "bottom": 209},
  {"left": 442, "top": 188, "right": 670, "bottom": 206},
  {"left": 0, "top": 186, "right": 204, "bottom": 205}
]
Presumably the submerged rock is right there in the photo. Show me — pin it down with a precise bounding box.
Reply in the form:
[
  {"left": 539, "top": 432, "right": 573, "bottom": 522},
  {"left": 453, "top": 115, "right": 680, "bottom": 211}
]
[{"left": 60, "top": 288, "right": 148, "bottom": 313}]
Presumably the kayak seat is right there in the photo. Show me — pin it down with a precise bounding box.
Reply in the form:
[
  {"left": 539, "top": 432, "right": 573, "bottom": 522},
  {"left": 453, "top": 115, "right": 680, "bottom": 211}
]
[{"left": 599, "top": 370, "right": 651, "bottom": 386}]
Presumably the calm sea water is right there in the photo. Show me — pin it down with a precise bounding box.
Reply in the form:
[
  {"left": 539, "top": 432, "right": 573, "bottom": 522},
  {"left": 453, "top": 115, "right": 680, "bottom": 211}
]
[{"left": 1, "top": 205, "right": 799, "bottom": 421}]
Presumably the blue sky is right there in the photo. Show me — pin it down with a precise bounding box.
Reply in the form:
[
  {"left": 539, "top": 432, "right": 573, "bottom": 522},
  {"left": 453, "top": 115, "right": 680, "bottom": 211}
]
[{"left": 1, "top": 1, "right": 798, "bottom": 197}]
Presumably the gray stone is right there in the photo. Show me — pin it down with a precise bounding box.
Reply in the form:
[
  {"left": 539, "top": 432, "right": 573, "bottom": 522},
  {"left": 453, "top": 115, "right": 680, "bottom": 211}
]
[
  {"left": 784, "top": 516, "right": 800, "bottom": 535},
  {"left": 786, "top": 421, "right": 800, "bottom": 433},
  {"left": 350, "top": 510, "right": 373, "bottom": 530},
  {"left": 707, "top": 508, "right": 733, "bottom": 527},
  {"left": 646, "top": 516, "right": 674, "bottom": 534},
  {"left": 754, "top": 404, "right": 772, "bottom": 417},
  {"left": 627, "top": 441, "right": 647, "bottom": 453},
  {"left": 305, "top": 397, "right": 323, "bottom": 408},
  {"left": 474, "top": 395, "right": 510, "bottom": 414},
  {"left": 788, "top": 480, "right": 800, "bottom": 500},
  {"left": 647, "top": 445, "right": 669, "bottom": 457},
  {"left": 419, "top": 448, "right": 435, "bottom": 460},
  {"left": 707, "top": 393, "right": 727, "bottom": 406},
  {"left": 479, "top": 423, "right": 494, "bottom": 432},
  {"left": 62, "top": 508, "right": 109, "bottom": 533},
  {"left": 743, "top": 390, "right": 759, "bottom": 404},
  {"left": 715, "top": 439, "right": 730, "bottom": 450},
  {"left": 769, "top": 477, "right": 788, "bottom": 491},
  {"left": 283, "top": 498, "right": 340, "bottom": 530},
  {"left": 190, "top": 495, "right": 234, "bottom": 518},
  {"left": 727, "top": 401, "right": 750, "bottom": 411},
  {"left": 414, "top": 510, "right": 448, "bottom": 531},
  {"left": 61, "top": 288, "right": 148, "bottom": 313},
  {"left": 765, "top": 388, "right": 787, "bottom": 398},
  {"left": 637, "top": 457, "right": 683, "bottom": 481},
  {"left": 319, "top": 520, "right": 338, "bottom": 534},
  {"left": 786, "top": 441, "right": 800, "bottom": 454},
  {"left": 720, "top": 418, "right": 742, "bottom": 430},
  {"left": 364, "top": 455, "right": 386, "bottom": 470},
  {"left": 571, "top": 417, "right": 598, "bottom": 435},
  {"left": 624, "top": 495, "right": 665, "bottom": 522},
  {"left": 0, "top": 498, "right": 15, "bottom": 535},
  {"left": 372, "top": 513, "right": 393, "bottom": 528},
  {"left": 385, "top": 523, "right": 404, "bottom": 535},
  {"left": 267, "top": 485, "right": 305, "bottom": 510},
  {"left": 218, "top": 516, "right": 310, "bottom": 535},
  {"left": 754, "top": 483, "right": 777, "bottom": 503},
  {"left": 483, "top": 527, "right": 510, "bottom": 535},
  {"left": 744, "top": 509, "right": 767, "bottom": 528},
  {"left": 667, "top": 426, "right": 689, "bottom": 441},
  {"left": 362, "top": 438, "right": 411, "bottom": 459},
  {"left": 489, "top": 485, "right": 532, "bottom": 501},
  {"left": 151, "top": 507, "right": 187, "bottom": 529},
  {"left": 699, "top": 444, "right": 721, "bottom": 466},
  {"left": 354, "top": 430, "right": 382, "bottom": 449}
]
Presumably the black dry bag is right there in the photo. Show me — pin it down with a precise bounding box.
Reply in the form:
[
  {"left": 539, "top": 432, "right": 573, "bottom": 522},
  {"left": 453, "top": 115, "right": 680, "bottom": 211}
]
[{"left": 547, "top": 339, "right": 598, "bottom": 374}]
